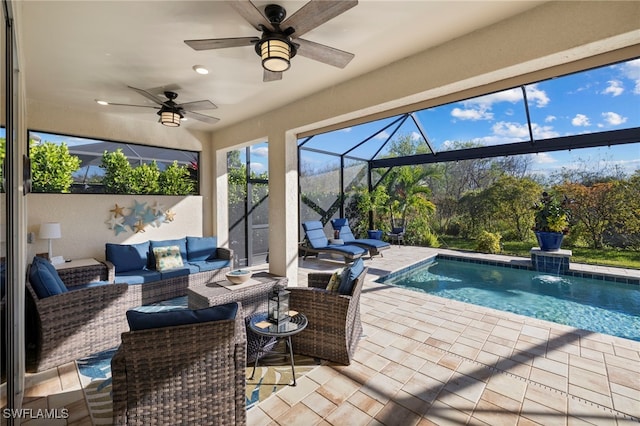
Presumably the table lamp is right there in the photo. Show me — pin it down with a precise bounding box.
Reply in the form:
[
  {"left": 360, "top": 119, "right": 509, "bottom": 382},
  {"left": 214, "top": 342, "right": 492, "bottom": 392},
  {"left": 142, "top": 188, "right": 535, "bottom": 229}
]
[{"left": 39, "top": 222, "right": 61, "bottom": 260}]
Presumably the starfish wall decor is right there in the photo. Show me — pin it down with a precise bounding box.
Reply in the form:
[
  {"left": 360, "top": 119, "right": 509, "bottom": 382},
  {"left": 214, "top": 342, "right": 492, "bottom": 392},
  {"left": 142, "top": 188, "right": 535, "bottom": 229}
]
[{"left": 105, "top": 200, "right": 176, "bottom": 235}]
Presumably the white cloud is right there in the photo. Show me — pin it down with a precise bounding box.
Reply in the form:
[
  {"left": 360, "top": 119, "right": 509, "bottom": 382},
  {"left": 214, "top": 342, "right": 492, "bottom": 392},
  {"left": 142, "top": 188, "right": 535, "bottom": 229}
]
[
  {"left": 451, "top": 107, "right": 493, "bottom": 121},
  {"left": 410, "top": 131, "right": 422, "bottom": 141},
  {"left": 601, "top": 111, "right": 627, "bottom": 126},
  {"left": 531, "top": 123, "right": 560, "bottom": 139},
  {"left": 620, "top": 58, "right": 640, "bottom": 94},
  {"left": 250, "top": 146, "right": 269, "bottom": 157},
  {"left": 250, "top": 162, "right": 266, "bottom": 172},
  {"left": 545, "top": 115, "right": 556, "bottom": 123},
  {"left": 601, "top": 80, "right": 624, "bottom": 96},
  {"left": 464, "top": 88, "right": 522, "bottom": 108},
  {"left": 492, "top": 121, "right": 530, "bottom": 138},
  {"left": 571, "top": 114, "right": 591, "bottom": 127},
  {"left": 525, "top": 84, "right": 550, "bottom": 107},
  {"left": 374, "top": 130, "right": 390, "bottom": 140},
  {"left": 492, "top": 121, "right": 559, "bottom": 140},
  {"left": 340, "top": 127, "right": 352, "bottom": 133},
  {"left": 532, "top": 152, "right": 557, "bottom": 164}
]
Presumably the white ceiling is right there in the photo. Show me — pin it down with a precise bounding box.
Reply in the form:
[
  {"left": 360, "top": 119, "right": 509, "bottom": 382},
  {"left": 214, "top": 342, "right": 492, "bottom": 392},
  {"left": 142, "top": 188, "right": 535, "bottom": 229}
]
[{"left": 20, "top": 1, "right": 545, "bottom": 132}]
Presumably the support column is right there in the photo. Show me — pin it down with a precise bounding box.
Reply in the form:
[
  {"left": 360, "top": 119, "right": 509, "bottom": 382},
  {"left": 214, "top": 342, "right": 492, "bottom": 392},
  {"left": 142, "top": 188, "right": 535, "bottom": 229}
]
[
  {"left": 213, "top": 148, "right": 229, "bottom": 251},
  {"left": 268, "top": 131, "right": 298, "bottom": 286}
]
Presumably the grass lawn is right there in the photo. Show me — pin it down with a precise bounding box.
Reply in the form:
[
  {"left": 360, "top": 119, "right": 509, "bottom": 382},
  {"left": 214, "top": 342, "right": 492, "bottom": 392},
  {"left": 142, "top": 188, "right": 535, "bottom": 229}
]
[{"left": 439, "top": 236, "right": 640, "bottom": 270}]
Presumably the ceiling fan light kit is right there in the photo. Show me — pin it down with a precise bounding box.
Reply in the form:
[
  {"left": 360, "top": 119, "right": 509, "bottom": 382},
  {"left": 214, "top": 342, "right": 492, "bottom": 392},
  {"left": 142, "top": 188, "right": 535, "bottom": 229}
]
[
  {"left": 258, "top": 35, "right": 295, "bottom": 72},
  {"left": 159, "top": 109, "right": 183, "bottom": 127},
  {"left": 184, "top": 1, "right": 358, "bottom": 82}
]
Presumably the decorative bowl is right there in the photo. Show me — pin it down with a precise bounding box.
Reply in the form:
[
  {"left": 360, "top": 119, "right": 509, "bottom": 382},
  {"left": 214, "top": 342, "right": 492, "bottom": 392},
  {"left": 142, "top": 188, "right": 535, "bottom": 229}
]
[{"left": 226, "top": 269, "right": 252, "bottom": 284}]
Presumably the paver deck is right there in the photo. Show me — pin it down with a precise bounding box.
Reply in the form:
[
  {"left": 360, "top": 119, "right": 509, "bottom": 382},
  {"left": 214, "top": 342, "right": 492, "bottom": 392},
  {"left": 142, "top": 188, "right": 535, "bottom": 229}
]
[{"left": 250, "top": 246, "right": 640, "bottom": 425}]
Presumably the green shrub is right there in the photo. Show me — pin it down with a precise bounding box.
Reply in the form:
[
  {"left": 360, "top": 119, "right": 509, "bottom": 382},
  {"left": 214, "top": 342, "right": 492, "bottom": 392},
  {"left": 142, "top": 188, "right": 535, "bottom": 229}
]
[
  {"left": 130, "top": 161, "right": 160, "bottom": 194},
  {"left": 31, "top": 141, "right": 81, "bottom": 193},
  {"left": 475, "top": 231, "right": 502, "bottom": 254},
  {"left": 158, "top": 161, "right": 195, "bottom": 195},
  {"left": 101, "top": 149, "right": 132, "bottom": 193}
]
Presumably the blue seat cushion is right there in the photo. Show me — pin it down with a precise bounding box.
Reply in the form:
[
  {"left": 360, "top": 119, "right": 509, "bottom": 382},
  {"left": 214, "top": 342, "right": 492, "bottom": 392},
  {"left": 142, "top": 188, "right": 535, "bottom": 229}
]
[
  {"left": 186, "top": 236, "right": 218, "bottom": 261},
  {"left": 187, "top": 259, "right": 231, "bottom": 272},
  {"left": 335, "top": 224, "right": 356, "bottom": 242},
  {"left": 354, "top": 238, "right": 390, "bottom": 249},
  {"left": 326, "top": 244, "right": 366, "bottom": 256},
  {"left": 29, "top": 257, "right": 68, "bottom": 298},
  {"left": 126, "top": 302, "right": 238, "bottom": 331},
  {"left": 391, "top": 227, "right": 405, "bottom": 234},
  {"left": 149, "top": 238, "right": 187, "bottom": 270},
  {"left": 114, "top": 270, "right": 162, "bottom": 284},
  {"left": 106, "top": 241, "right": 150, "bottom": 273},
  {"left": 159, "top": 267, "right": 190, "bottom": 280},
  {"left": 338, "top": 258, "right": 364, "bottom": 295},
  {"left": 302, "top": 221, "right": 329, "bottom": 249}
]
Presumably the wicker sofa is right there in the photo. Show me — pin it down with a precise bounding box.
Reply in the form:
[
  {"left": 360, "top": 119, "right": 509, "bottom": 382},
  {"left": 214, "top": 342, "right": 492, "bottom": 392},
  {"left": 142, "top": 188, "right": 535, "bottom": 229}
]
[
  {"left": 289, "top": 262, "right": 367, "bottom": 365},
  {"left": 111, "top": 302, "right": 247, "bottom": 425},
  {"left": 25, "top": 258, "right": 142, "bottom": 372},
  {"left": 105, "top": 236, "right": 233, "bottom": 305}
]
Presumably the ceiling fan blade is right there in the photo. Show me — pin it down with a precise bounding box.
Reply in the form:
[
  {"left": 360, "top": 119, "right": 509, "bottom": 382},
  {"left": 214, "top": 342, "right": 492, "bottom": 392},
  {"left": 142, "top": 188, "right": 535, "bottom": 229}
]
[
  {"left": 183, "top": 111, "right": 220, "bottom": 124},
  {"left": 296, "top": 38, "right": 354, "bottom": 68},
  {"left": 177, "top": 100, "right": 217, "bottom": 111},
  {"left": 283, "top": 0, "right": 358, "bottom": 38},
  {"left": 105, "top": 102, "right": 159, "bottom": 110},
  {"left": 229, "top": 0, "right": 274, "bottom": 32},
  {"left": 263, "top": 69, "right": 282, "bottom": 82},
  {"left": 184, "top": 37, "right": 258, "bottom": 51},
  {"left": 128, "top": 86, "right": 167, "bottom": 105}
]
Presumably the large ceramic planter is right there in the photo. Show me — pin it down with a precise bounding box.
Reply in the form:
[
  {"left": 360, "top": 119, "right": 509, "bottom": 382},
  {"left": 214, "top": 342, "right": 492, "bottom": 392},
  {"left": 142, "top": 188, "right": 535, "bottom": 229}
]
[{"left": 535, "top": 231, "right": 564, "bottom": 251}]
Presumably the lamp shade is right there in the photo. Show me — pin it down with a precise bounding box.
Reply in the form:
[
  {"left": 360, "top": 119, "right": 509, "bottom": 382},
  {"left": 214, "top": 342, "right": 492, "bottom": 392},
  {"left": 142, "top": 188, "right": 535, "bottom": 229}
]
[
  {"left": 260, "top": 38, "right": 291, "bottom": 72},
  {"left": 160, "top": 110, "right": 182, "bottom": 127},
  {"left": 39, "top": 222, "right": 61, "bottom": 240}
]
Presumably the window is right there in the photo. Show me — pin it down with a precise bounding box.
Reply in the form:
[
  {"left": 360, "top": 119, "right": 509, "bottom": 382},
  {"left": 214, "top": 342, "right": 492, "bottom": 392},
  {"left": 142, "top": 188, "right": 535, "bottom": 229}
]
[{"left": 28, "top": 131, "right": 199, "bottom": 194}]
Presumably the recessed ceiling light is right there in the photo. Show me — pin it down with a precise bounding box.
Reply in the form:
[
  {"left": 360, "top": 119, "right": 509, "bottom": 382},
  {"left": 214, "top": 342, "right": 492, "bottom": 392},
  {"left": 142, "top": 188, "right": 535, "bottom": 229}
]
[
  {"left": 96, "top": 100, "right": 109, "bottom": 106},
  {"left": 193, "top": 65, "right": 209, "bottom": 75}
]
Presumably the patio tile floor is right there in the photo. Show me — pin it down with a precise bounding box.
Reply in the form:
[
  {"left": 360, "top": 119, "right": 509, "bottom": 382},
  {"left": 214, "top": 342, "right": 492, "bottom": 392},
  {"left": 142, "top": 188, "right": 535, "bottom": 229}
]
[{"left": 3, "top": 246, "right": 639, "bottom": 425}]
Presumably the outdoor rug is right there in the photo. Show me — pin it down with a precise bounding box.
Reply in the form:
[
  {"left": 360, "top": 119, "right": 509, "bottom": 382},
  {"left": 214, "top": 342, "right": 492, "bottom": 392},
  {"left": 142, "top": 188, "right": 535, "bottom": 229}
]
[{"left": 76, "top": 297, "right": 321, "bottom": 424}]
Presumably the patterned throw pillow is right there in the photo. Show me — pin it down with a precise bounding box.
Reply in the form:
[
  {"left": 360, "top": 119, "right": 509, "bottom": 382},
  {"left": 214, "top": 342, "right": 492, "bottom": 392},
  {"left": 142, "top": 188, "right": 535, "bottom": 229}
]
[
  {"left": 325, "top": 269, "right": 343, "bottom": 292},
  {"left": 153, "top": 245, "right": 184, "bottom": 271}
]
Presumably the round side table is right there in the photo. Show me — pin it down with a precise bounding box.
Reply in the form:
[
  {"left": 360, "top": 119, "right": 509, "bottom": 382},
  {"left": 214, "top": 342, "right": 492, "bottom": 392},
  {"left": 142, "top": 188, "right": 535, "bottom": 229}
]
[{"left": 248, "top": 312, "right": 308, "bottom": 386}]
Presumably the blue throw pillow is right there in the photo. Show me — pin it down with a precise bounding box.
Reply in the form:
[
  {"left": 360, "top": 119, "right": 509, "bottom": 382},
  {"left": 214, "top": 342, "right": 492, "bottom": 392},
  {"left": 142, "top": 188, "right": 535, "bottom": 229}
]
[
  {"left": 186, "top": 236, "right": 218, "bottom": 261},
  {"left": 106, "top": 241, "right": 150, "bottom": 273},
  {"left": 29, "top": 258, "right": 67, "bottom": 298},
  {"left": 149, "top": 238, "right": 188, "bottom": 270},
  {"left": 126, "top": 302, "right": 238, "bottom": 331},
  {"left": 337, "top": 258, "right": 364, "bottom": 295},
  {"left": 32, "top": 256, "right": 68, "bottom": 294}
]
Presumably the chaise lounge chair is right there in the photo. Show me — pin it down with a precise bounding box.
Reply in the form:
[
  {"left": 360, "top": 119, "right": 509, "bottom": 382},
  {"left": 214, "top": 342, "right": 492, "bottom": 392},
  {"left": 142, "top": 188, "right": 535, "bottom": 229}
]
[
  {"left": 301, "top": 221, "right": 367, "bottom": 263},
  {"left": 331, "top": 218, "right": 391, "bottom": 257}
]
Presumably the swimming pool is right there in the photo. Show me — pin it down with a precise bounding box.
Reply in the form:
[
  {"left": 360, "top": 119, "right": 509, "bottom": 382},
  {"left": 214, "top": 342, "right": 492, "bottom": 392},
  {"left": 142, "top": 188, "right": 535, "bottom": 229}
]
[{"left": 382, "top": 257, "right": 640, "bottom": 342}]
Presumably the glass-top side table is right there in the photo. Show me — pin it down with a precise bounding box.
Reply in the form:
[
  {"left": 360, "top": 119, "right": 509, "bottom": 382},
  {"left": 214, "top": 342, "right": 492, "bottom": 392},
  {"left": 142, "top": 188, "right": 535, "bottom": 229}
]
[{"left": 248, "top": 312, "right": 308, "bottom": 386}]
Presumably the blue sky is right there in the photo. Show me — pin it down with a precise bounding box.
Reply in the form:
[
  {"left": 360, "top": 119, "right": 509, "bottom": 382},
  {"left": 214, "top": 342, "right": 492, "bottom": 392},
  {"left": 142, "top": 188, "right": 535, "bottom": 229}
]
[{"left": 299, "top": 58, "right": 640, "bottom": 177}]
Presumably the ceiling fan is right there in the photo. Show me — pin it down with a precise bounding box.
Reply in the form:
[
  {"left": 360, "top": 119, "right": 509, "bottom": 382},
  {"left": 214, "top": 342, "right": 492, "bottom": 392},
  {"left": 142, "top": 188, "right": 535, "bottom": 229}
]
[
  {"left": 102, "top": 86, "right": 219, "bottom": 127},
  {"left": 184, "top": 0, "right": 358, "bottom": 82}
]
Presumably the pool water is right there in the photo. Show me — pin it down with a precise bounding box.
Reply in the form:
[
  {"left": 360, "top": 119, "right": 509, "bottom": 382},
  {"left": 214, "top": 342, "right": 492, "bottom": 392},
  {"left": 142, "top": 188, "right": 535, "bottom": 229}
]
[{"left": 385, "top": 259, "right": 640, "bottom": 342}]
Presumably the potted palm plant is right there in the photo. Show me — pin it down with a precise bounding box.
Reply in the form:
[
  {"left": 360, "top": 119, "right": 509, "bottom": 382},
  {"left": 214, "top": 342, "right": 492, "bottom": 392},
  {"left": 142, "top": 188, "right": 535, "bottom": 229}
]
[{"left": 533, "top": 191, "right": 570, "bottom": 251}]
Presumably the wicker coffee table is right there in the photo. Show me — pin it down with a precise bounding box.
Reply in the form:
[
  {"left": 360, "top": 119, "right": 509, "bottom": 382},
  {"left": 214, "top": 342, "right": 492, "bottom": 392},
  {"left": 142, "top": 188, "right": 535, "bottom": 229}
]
[{"left": 187, "top": 271, "right": 287, "bottom": 318}]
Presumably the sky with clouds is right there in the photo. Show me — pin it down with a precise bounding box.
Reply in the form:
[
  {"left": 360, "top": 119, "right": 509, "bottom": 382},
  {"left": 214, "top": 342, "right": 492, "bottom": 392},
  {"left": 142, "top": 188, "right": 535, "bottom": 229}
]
[{"left": 299, "top": 58, "right": 639, "bottom": 177}]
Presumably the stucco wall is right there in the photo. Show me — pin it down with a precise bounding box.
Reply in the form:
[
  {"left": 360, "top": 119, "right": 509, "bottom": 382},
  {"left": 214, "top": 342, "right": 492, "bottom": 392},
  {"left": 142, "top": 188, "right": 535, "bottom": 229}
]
[{"left": 26, "top": 194, "right": 204, "bottom": 261}]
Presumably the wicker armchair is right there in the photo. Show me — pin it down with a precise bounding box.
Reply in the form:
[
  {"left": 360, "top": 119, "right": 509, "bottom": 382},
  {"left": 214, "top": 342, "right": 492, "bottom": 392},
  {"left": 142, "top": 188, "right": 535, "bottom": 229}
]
[
  {"left": 289, "top": 267, "right": 367, "bottom": 365},
  {"left": 25, "top": 262, "right": 142, "bottom": 372},
  {"left": 111, "top": 303, "right": 247, "bottom": 425}
]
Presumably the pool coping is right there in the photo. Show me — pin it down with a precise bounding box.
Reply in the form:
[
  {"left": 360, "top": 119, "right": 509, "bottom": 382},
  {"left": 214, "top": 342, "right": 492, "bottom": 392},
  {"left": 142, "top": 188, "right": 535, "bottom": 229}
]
[{"left": 376, "top": 250, "right": 640, "bottom": 286}]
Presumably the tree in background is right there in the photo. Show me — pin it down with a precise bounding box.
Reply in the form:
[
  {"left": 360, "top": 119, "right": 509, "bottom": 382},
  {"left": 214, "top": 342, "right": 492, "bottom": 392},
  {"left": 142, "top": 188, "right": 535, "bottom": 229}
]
[
  {"left": 558, "top": 181, "right": 617, "bottom": 249},
  {"left": 30, "top": 141, "right": 80, "bottom": 193},
  {"left": 485, "top": 175, "right": 541, "bottom": 241}
]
